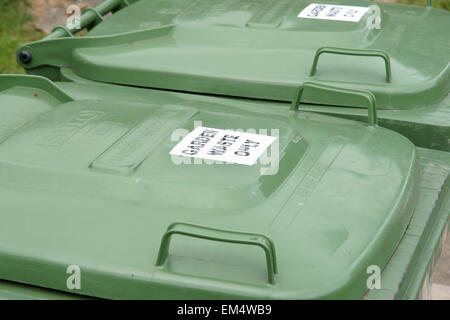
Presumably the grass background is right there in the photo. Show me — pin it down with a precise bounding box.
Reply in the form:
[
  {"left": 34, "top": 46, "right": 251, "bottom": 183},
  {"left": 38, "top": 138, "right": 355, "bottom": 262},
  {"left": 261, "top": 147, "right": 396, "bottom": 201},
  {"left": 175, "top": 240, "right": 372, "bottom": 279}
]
[
  {"left": 0, "top": 0, "right": 44, "bottom": 74},
  {"left": 0, "top": 0, "right": 448, "bottom": 74}
]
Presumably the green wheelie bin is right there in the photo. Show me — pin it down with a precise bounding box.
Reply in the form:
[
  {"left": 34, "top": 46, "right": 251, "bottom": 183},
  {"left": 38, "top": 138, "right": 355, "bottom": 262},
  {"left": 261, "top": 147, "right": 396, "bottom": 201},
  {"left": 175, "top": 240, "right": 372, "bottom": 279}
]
[{"left": 0, "top": 0, "right": 448, "bottom": 299}]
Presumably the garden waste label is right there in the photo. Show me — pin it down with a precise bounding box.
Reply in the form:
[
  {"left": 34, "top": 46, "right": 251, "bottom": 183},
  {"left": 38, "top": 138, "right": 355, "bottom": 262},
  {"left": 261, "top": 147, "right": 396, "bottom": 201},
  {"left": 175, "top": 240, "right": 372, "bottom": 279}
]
[
  {"left": 297, "top": 3, "right": 370, "bottom": 22},
  {"left": 170, "top": 127, "right": 277, "bottom": 165}
]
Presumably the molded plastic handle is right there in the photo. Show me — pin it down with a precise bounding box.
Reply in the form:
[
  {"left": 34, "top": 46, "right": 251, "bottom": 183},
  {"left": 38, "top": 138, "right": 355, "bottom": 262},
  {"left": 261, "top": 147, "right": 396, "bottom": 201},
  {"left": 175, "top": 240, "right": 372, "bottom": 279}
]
[
  {"left": 310, "top": 47, "right": 392, "bottom": 83},
  {"left": 290, "top": 82, "right": 378, "bottom": 126},
  {"left": 156, "top": 223, "right": 278, "bottom": 284}
]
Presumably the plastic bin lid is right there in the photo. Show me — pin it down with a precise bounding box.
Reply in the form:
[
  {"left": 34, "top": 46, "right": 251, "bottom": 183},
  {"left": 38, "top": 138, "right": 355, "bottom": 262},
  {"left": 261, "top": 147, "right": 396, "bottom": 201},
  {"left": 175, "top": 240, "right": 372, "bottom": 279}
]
[
  {"left": 20, "top": 0, "right": 450, "bottom": 110},
  {"left": 0, "top": 75, "right": 419, "bottom": 299}
]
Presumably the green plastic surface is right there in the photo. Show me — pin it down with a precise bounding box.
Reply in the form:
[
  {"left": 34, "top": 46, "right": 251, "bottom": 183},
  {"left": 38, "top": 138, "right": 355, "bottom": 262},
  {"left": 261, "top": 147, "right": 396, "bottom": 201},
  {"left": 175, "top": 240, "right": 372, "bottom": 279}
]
[
  {"left": 0, "top": 74, "right": 424, "bottom": 299},
  {"left": 17, "top": 0, "right": 450, "bottom": 110},
  {"left": 364, "top": 147, "right": 450, "bottom": 299},
  {"left": 17, "top": 0, "right": 449, "bottom": 152},
  {"left": 2, "top": 0, "right": 449, "bottom": 299}
]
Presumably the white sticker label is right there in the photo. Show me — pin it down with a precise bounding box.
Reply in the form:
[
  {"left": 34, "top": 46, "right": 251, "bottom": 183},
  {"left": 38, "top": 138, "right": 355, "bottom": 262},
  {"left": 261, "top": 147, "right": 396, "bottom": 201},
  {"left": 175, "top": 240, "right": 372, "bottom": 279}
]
[
  {"left": 297, "top": 3, "right": 370, "bottom": 22},
  {"left": 169, "top": 126, "right": 277, "bottom": 166}
]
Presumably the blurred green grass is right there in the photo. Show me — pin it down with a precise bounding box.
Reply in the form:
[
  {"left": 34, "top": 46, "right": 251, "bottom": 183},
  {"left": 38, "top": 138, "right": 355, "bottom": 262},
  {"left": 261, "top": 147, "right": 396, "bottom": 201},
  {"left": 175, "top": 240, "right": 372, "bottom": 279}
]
[
  {"left": 0, "top": 0, "right": 448, "bottom": 75},
  {"left": 0, "top": 0, "right": 44, "bottom": 74}
]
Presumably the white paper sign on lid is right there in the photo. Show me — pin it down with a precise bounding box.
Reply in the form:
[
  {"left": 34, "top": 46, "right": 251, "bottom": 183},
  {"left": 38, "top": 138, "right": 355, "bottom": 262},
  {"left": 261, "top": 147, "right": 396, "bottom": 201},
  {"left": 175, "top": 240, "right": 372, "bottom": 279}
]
[
  {"left": 298, "top": 3, "right": 370, "bottom": 22},
  {"left": 169, "top": 126, "right": 277, "bottom": 166}
]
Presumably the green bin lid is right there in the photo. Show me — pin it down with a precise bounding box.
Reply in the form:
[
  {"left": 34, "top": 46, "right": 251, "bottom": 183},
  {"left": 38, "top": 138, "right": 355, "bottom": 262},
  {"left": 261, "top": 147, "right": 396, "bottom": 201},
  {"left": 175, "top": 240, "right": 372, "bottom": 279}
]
[
  {"left": 18, "top": 0, "right": 450, "bottom": 109},
  {"left": 0, "top": 75, "right": 419, "bottom": 299}
]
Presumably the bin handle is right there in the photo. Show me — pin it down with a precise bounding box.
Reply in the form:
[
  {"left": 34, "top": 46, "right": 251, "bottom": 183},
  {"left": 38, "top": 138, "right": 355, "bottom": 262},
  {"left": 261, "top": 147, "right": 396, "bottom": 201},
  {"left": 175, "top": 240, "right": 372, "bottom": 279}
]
[
  {"left": 155, "top": 223, "right": 278, "bottom": 284},
  {"left": 310, "top": 47, "right": 392, "bottom": 83},
  {"left": 290, "top": 82, "right": 378, "bottom": 126}
]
